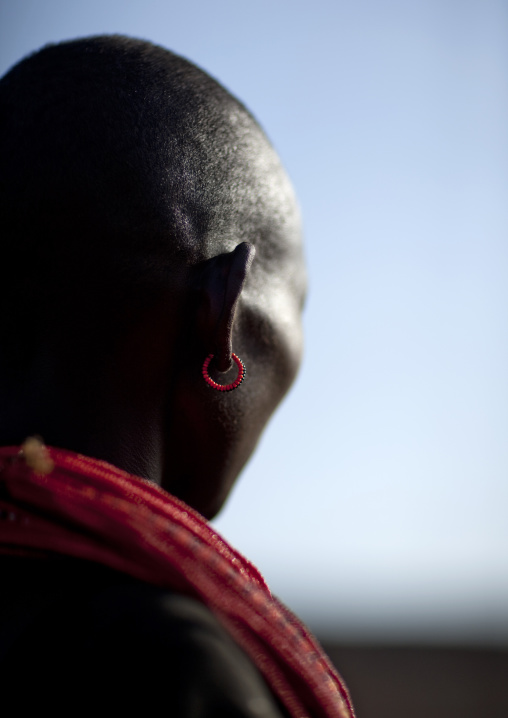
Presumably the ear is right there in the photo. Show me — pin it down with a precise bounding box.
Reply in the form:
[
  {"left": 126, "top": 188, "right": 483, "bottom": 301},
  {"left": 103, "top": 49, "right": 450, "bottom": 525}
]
[{"left": 199, "top": 242, "right": 255, "bottom": 372}]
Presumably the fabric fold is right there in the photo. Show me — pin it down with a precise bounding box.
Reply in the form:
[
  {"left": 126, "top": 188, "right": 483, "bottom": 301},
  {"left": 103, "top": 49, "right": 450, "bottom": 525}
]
[{"left": 0, "top": 445, "right": 354, "bottom": 718}]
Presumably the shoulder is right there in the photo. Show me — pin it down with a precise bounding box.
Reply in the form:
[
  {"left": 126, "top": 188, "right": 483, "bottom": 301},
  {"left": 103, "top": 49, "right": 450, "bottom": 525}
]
[
  {"left": 85, "top": 585, "right": 286, "bottom": 716},
  {"left": 0, "top": 558, "right": 287, "bottom": 717}
]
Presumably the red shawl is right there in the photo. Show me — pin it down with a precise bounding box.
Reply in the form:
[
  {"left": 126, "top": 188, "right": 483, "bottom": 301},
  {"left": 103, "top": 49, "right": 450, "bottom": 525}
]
[{"left": 0, "top": 442, "right": 354, "bottom": 718}]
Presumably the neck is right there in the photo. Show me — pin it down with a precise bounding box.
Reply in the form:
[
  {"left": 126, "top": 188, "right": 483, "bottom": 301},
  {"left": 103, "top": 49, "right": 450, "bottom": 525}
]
[{"left": 0, "top": 346, "right": 168, "bottom": 485}]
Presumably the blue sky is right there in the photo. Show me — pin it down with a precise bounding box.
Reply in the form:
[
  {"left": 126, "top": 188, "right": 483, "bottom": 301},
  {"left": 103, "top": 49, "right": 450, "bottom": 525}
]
[{"left": 1, "top": 0, "right": 507, "bottom": 642}]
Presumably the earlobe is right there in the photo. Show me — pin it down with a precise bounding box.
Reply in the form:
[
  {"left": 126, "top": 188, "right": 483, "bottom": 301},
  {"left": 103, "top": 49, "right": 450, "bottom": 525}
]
[{"left": 199, "top": 242, "right": 255, "bottom": 372}]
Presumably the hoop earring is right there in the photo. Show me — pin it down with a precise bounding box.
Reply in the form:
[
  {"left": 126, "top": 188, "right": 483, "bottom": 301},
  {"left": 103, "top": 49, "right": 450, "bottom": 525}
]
[{"left": 202, "top": 353, "right": 246, "bottom": 392}]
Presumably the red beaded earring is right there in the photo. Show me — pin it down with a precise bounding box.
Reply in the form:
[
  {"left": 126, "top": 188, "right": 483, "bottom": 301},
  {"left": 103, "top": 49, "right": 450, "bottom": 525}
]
[{"left": 202, "top": 353, "right": 246, "bottom": 392}]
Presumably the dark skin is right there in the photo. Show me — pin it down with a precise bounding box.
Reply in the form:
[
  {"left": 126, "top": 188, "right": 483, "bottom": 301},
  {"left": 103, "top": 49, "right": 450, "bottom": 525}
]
[
  {"left": 0, "top": 38, "right": 306, "bottom": 519},
  {"left": 0, "top": 235, "right": 304, "bottom": 518},
  {"left": 0, "top": 38, "right": 307, "bottom": 718}
]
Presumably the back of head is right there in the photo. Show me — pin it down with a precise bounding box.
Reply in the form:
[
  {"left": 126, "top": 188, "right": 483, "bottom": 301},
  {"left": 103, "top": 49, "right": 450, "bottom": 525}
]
[
  {"left": 0, "top": 35, "right": 300, "bottom": 353},
  {"left": 0, "top": 36, "right": 305, "bottom": 516}
]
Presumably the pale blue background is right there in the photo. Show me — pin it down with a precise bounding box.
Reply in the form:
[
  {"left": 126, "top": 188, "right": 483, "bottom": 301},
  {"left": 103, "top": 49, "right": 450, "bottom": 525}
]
[{"left": 1, "top": 0, "right": 506, "bottom": 642}]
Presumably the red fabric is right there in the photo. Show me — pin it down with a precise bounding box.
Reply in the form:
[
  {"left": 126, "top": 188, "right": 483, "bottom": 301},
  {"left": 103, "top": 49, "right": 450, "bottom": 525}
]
[{"left": 0, "top": 445, "right": 355, "bottom": 718}]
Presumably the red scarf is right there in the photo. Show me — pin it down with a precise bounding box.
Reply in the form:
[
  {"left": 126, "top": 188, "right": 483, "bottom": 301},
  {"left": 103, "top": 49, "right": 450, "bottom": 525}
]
[{"left": 0, "top": 443, "right": 354, "bottom": 718}]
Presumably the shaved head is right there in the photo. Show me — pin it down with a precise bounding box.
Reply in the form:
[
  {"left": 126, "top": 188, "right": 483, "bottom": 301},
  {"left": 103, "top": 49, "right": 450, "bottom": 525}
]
[
  {"left": 0, "top": 36, "right": 305, "bottom": 517},
  {"left": 1, "top": 35, "right": 300, "bottom": 282},
  {"left": 0, "top": 36, "right": 303, "bottom": 366}
]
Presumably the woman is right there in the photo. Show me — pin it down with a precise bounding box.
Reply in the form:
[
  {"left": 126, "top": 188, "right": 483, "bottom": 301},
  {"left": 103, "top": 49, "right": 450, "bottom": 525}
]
[{"left": 0, "top": 35, "right": 354, "bottom": 717}]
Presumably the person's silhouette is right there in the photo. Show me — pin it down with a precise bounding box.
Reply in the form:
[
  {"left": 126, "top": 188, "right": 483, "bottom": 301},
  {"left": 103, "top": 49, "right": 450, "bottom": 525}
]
[{"left": 0, "top": 36, "right": 353, "bottom": 718}]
